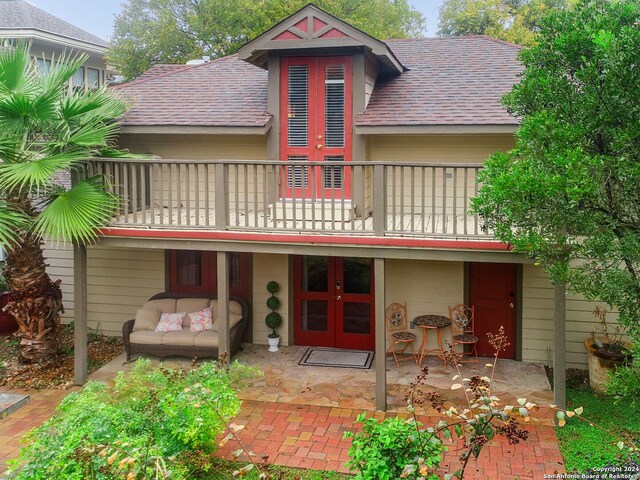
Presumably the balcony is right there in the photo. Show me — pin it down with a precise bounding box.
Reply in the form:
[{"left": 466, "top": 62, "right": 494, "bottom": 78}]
[{"left": 83, "top": 159, "right": 492, "bottom": 240}]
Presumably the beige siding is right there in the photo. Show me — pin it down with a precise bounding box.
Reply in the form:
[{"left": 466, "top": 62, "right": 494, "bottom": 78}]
[
  {"left": 521, "top": 264, "right": 618, "bottom": 369},
  {"left": 367, "top": 134, "right": 515, "bottom": 164},
  {"left": 252, "top": 253, "right": 289, "bottom": 345},
  {"left": 385, "top": 259, "right": 464, "bottom": 350},
  {"left": 118, "top": 134, "right": 267, "bottom": 160},
  {"left": 86, "top": 247, "right": 165, "bottom": 336},
  {"left": 44, "top": 242, "right": 74, "bottom": 323},
  {"left": 364, "top": 56, "right": 378, "bottom": 109}
]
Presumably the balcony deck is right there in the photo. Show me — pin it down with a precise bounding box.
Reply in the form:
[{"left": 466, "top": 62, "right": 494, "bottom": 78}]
[{"left": 84, "top": 159, "right": 495, "bottom": 242}]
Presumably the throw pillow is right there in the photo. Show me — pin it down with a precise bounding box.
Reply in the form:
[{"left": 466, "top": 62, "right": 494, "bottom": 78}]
[
  {"left": 155, "top": 312, "right": 186, "bottom": 332},
  {"left": 189, "top": 307, "right": 213, "bottom": 332},
  {"left": 133, "top": 307, "right": 161, "bottom": 332}
]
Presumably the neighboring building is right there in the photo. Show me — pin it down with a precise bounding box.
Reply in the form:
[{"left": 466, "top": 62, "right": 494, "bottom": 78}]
[
  {"left": 0, "top": 0, "right": 109, "bottom": 89},
  {"left": 0, "top": 0, "right": 112, "bottom": 320},
  {"left": 62, "top": 5, "right": 598, "bottom": 408}
]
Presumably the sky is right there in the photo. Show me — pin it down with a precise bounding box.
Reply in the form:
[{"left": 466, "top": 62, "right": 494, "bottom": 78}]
[{"left": 27, "top": 0, "right": 444, "bottom": 42}]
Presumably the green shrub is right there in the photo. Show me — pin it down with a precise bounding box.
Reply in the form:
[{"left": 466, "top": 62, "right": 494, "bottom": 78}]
[
  {"left": 607, "top": 359, "right": 640, "bottom": 407},
  {"left": 8, "top": 359, "right": 257, "bottom": 479},
  {"left": 344, "top": 412, "right": 444, "bottom": 480}
]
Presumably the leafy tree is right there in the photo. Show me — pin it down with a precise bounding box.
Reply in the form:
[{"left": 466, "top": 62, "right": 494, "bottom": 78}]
[
  {"left": 437, "top": 0, "right": 573, "bottom": 46},
  {"left": 471, "top": 1, "right": 640, "bottom": 340},
  {"left": 108, "top": 0, "right": 426, "bottom": 81},
  {"left": 0, "top": 43, "right": 130, "bottom": 363}
]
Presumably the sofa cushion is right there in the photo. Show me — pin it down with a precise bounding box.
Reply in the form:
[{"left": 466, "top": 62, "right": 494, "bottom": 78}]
[
  {"left": 177, "top": 298, "right": 211, "bottom": 327},
  {"left": 194, "top": 330, "right": 219, "bottom": 347},
  {"left": 145, "top": 298, "right": 177, "bottom": 314},
  {"left": 210, "top": 300, "right": 243, "bottom": 331},
  {"left": 161, "top": 328, "right": 196, "bottom": 346},
  {"left": 130, "top": 331, "right": 165, "bottom": 345},
  {"left": 155, "top": 312, "right": 186, "bottom": 332},
  {"left": 189, "top": 307, "right": 213, "bottom": 332},
  {"left": 133, "top": 307, "right": 161, "bottom": 332}
]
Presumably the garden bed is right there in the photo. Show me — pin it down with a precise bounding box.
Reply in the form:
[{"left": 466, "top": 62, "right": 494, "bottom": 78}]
[{"left": 0, "top": 324, "right": 123, "bottom": 390}]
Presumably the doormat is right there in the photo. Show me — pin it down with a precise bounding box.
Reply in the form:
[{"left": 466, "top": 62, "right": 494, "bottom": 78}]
[{"left": 298, "top": 347, "right": 374, "bottom": 369}]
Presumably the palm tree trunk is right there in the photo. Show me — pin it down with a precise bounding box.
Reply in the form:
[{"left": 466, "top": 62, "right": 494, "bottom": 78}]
[{"left": 4, "top": 199, "right": 64, "bottom": 363}]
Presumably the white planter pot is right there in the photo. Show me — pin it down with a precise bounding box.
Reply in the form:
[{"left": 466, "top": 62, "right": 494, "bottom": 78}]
[{"left": 267, "top": 336, "right": 280, "bottom": 352}]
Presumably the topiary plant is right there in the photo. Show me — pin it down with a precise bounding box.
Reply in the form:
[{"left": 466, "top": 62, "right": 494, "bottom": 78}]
[{"left": 265, "top": 281, "right": 281, "bottom": 339}]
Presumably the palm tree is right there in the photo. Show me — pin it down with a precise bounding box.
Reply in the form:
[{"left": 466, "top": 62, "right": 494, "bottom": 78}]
[{"left": 0, "top": 43, "right": 129, "bottom": 363}]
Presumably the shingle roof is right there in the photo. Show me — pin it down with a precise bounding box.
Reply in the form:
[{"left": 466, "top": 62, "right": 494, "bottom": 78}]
[
  {"left": 357, "top": 36, "right": 522, "bottom": 126},
  {"left": 115, "top": 36, "right": 522, "bottom": 128},
  {"left": 0, "top": 0, "right": 108, "bottom": 48},
  {"left": 114, "top": 55, "right": 270, "bottom": 127}
]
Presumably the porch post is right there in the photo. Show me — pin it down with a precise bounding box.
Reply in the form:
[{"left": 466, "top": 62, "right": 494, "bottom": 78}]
[
  {"left": 217, "top": 251, "right": 230, "bottom": 363},
  {"left": 73, "top": 244, "right": 88, "bottom": 385},
  {"left": 374, "top": 258, "right": 387, "bottom": 411},
  {"left": 553, "top": 282, "right": 566, "bottom": 411}
]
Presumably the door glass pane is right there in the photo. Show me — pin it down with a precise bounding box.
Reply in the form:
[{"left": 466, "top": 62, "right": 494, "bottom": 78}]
[
  {"left": 302, "top": 300, "right": 328, "bottom": 332},
  {"left": 288, "top": 65, "right": 308, "bottom": 147},
  {"left": 176, "top": 250, "right": 201, "bottom": 286},
  {"left": 287, "top": 155, "right": 308, "bottom": 188},
  {"left": 325, "top": 64, "right": 345, "bottom": 147},
  {"left": 72, "top": 68, "right": 84, "bottom": 90},
  {"left": 343, "top": 258, "right": 371, "bottom": 294},
  {"left": 302, "top": 256, "right": 328, "bottom": 292},
  {"left": 324, "top": 155, "right": 343, "bottom": 189},
  {"left": 342, "top": 302, "right": 370, "bottom": 334},
  {"left": 87, "top": 68, "right": 100, "bottom": 88}
]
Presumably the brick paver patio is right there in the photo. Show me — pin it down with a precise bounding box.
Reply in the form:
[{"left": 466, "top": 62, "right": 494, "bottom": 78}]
[{"left": 214, "top": 400, "right": 565, "bottom": 479}]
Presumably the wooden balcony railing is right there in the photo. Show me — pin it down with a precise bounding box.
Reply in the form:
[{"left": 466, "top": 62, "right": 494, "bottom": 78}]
[{"left": 82, "top": 159, "right": 491, "bottom": 239}]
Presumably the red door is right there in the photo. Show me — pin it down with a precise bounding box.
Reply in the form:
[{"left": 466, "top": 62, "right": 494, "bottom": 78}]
[
  {"left": 280, "top": 56, "right": 352, "bottom": 199},
  {"left": 293, "top": 256, "right": 374, "bottom": 351},
  {"left": 469, "top": 263, "right": 517, "bottom": 359}
]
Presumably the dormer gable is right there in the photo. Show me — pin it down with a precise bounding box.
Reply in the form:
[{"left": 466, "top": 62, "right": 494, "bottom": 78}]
[{"left": 237, "top": 3, "right": 404, "bottom": 75}]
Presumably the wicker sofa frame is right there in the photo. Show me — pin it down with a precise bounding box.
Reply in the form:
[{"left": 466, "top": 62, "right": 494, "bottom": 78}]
[{"left": 122, "top": 292, "right": 250, "bottom": 361}]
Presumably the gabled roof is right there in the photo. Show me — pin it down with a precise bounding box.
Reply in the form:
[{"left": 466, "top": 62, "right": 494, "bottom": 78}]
[
  {"left": 114, "top": 55, "right": 270, "bottom": 129},
  {"left": 115, "top": 36, "right": 521, "bottom": 130},
  {"left": 357, "top": 36, "right": 522, "bottom": 128},
  {"left": 0, "top": 0, "right": 108, "bottom": 49},
  {"left": 237, "top": 3, "right": 403, "bottom": 74}
]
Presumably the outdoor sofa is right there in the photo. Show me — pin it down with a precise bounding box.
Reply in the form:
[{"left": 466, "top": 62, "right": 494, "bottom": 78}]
[{"left": 122, "top": 292, "right": 249, "bottom": 360}]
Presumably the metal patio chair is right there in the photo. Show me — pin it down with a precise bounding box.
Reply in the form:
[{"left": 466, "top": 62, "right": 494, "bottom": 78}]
[{"left": 386, "top": 302, "right": 418, "bottom": 368}]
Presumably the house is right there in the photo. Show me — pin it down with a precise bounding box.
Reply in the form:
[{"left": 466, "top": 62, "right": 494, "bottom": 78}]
[
  {"left": 0, "top": 0, "right": 110, "bottom": 88},
  {"left": 65, "top": 4, "right": 599, "bottom": 409}
]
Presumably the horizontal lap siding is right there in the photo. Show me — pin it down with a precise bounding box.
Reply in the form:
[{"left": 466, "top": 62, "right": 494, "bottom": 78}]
[
  {"left": 44, "top": 242, "right": 74, "bottom": 322},
  {"left": 385, "top": 259, "right": 464, "bottom": 351},
  {"left": 252, "top": 254, "right": 289, "bottom": 345},
  {"left": 522, "top": 264, "right": 619, "bottom": 369},
  {"left": 86, "top": 247, "right": 165, "bottom": 336}
]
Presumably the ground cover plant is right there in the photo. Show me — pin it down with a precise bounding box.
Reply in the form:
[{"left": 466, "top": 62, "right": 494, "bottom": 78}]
[
  {"left": 7, "top": 359, "right": 257, "bottom": 479},
  {"left": 203, "top": 458, "right": 353, "bottom": 479},
  {"left": 556, "top": 370, "right": 640, "bottom": 473}
]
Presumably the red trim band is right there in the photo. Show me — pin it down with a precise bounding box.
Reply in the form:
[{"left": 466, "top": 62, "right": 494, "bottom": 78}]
[{"left": 100, "top": 228, "right": 512, "bottom": 251}]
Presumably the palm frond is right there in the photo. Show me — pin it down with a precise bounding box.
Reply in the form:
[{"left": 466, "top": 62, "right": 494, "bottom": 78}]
[
  {"left": 0, "top": 42, "right": 32, "bottom": 96},
  {"left": 0, "top": 201, "right": 31, "bottom": 247},
  {"left": 66, "top": 120, "right": 122, "bottom": 148},
  {"left": 32, "top": 176, "right": 119, "bottom": 244},
  {"left": 60, "top": 88, "right": 122, "bottom": 121},
  {"left": 39, "top": 51, "right": 87, "bottom": 95},
  {"left": 0, "top": 151, "right": 89, "bottom": 193}
]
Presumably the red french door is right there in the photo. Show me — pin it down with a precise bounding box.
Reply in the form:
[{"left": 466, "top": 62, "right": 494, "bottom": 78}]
[
  {"left": 469, "top": 263, "right": 517, "bottom": 359},
  {"left": 293, "top": 256, "right": 374, "bottom": 351},
  {"left": 280, "top": 56, "right": 352, "bottom": 199}
]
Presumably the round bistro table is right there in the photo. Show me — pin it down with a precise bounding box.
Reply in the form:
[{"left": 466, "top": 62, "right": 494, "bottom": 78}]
[{"left": 413, "top": 314, "right": 452, "bottom": 367}]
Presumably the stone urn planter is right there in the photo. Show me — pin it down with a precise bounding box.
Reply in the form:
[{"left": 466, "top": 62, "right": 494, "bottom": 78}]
[
  {"left": 0, "top": 292, "right": 18, "bottom": 336},
  {"left": 584, "top": 337, "right": 633, "bottom": 394}
]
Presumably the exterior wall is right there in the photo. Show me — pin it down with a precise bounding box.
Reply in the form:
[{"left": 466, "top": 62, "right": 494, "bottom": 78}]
[
  {"left": 364, "top": 56, "right": 378, "bottom": 109},
  {"left": 521, "top": 264, "right": 618, "bottom": 369},
  {"left": 43, "top": 241, "right": 74, "bottom": 323},
  {"left": 86, "top": 246, "right": 165, "bottom": 336},
  {"left": 118, "top": 134, "right": 267, "bottom": 160},
  {"left": 385, "top": 259, "right": 464, "bottom": 351},
  {"left": 252, "top": 253, "right": 289, "bottom": 345}
]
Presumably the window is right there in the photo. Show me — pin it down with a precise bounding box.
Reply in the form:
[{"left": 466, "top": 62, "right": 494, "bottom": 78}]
[
  {"left": 36, "top": 58, "right": 51, "bottom": 74},
  {"left": 168, "top": 250, "right": 251, "bottom": 298},
  {"left": 87, "top": 68, "right": 100, "bottom": 88},
  {"left": 71, "top": 68, "right": 84, "bottom": 91}
]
